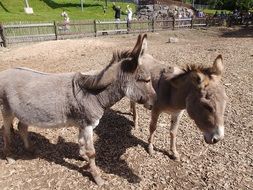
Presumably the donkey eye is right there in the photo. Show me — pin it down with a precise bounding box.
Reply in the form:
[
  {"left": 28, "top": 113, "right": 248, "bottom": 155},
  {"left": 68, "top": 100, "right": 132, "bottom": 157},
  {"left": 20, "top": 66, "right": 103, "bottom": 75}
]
[
  {"left": 144, "top": 79, "right": 151, "bottom": 83},
  {"left": 204, "top": 104, "right": 213, "bottom": 113},
  {"left": 138, "top": 78, "right": 150, "bottom": 83}
]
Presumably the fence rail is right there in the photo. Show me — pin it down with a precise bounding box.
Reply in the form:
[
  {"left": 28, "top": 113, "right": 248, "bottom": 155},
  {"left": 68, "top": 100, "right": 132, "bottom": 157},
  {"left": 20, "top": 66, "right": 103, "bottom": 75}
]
[
  {"left": 4, "top": 23, "right": 54, "bottom": 28},
  {"left": 1, "top": 16, "right": 252, "bottom": 47}
]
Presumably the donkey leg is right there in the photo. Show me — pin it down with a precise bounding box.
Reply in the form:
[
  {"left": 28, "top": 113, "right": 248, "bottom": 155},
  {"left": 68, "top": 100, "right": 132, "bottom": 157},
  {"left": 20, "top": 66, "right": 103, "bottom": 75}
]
[
  {"left": 2, "top": 114, "right": 15, "bottom": 163},
  {"left": 148, "top": 110, "right": 160, "bottom": 155},
  {"left": 17, "top": 122, "right": 34, "bottom": 154},
  {"left": 79, "top": 126, "right": 104, "bottom": 186},
  {"left": 130, "top": 101, "right": 138, "bottom": 129},
  {"left": 78, "top": 128, "right": 89, "bottom": 162},
  {"left": 170, "top": 111, "right": 183, "bottom": 161}
]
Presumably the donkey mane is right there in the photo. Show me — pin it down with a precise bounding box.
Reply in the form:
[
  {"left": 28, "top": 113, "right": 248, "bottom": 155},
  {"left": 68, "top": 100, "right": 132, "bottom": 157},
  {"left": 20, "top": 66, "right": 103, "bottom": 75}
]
[
  {"left": 75, "top": 49, "right": 133, "bottom": 90},
  {"left": 111, "top": 50, "right": 132, "bottom": 64},
  {"left": 182, "top": 64, "right": 215, "bottom": 76},
  {"left": 165, "top": 64, "right": 217, "bottom": 88}
]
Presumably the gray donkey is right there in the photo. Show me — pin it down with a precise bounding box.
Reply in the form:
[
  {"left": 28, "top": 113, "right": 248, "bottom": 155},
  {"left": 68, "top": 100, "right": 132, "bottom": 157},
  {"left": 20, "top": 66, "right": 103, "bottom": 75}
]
[
  {"left": 0, "top": 34, "right": 156, "bottom": 186},
  {"left": 130, "top": 55, "right": 227, "bottom": 161}
]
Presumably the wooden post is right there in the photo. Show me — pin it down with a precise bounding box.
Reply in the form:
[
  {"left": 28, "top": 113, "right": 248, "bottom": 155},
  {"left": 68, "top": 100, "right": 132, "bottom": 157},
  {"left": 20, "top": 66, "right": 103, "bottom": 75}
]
[
  {"left": 53, "top": 21, "right": 58, "bottom": 40},
  {"left": 205, "top": 17, "right": 209, "bottom": 27},
  {"left": 0, "top": 24, "right": 7, "bottom": 47},
  {"left": 151, "top": 19, "right": 155, "bottom": 32},
  {"left": 172, "top": 16, "right": 175, "bottom": 30},
  {"left": 191, "top": 17, "right": 193, "bottom": 28},
  {"left": 81, "top": 0, "right": 83, "bottom": 12},
  {"left": 94, "top": 20, "right": 97, "bottom": 37}
]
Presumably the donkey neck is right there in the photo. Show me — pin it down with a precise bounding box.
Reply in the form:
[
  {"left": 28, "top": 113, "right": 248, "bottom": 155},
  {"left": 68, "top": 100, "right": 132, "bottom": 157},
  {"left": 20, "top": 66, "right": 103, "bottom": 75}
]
[
  {"left": 96, "top": 81, "right": 125, "bottom": 109},
  {"left": 165, "top": 72, "right": 196, "bottom": 110}
]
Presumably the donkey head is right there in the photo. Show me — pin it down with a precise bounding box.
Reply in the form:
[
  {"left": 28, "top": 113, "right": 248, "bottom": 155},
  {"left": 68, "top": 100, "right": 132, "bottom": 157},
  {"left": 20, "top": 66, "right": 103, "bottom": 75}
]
[
  {"left": 121, "top": 34, "right": 156, "bottom": 110},
  {"left": 76, "top": 34, "right": 156, "bottom": 109},
  {"left": 186, "top": 55, "right": 227, "bottom": 144}
]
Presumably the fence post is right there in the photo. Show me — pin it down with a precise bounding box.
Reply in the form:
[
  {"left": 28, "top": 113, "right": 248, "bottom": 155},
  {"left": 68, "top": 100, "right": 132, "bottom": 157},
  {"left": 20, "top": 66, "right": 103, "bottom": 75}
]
[
  {"left": 191, "top": 17, "right": 193, "bottom": 29},
  {"left": 205, "top": 17, "right": 209, "bottom": 27},
  {"left": 94, "top": 20, "right": 97, "bottom": 37},
  {"left": 0, "top": 24, "right": 7, "bottom": 47},
  {"left": 172, "top": 16, "right": 175, "bottom": 30},
  {"left": 152, "top": 19, "right": 155, "bottom": 32},
  {"left": 53, "top": 21, "right": 58, "bottom": 40},
  {"left": 227, "top": 16, "right": 232, "bottom": 27}
]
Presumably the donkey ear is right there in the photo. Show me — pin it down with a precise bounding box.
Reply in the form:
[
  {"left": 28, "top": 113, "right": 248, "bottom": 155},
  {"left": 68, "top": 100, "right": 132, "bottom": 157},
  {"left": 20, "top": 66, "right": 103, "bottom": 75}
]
[
  {"left": 131, "top": 34, "right": 148, "bottom": 65},
  {"left": 138, "top": 34, "right": 148, "bottom": 57},
  {"left": 212, "top": 54, "right": 224, "bottom": 76},
  {"left": 132, "top": 34, "right": 147, "bottom": 58},
  {"left": 123, "top": 34, "right": 148, "bottom": 72}
]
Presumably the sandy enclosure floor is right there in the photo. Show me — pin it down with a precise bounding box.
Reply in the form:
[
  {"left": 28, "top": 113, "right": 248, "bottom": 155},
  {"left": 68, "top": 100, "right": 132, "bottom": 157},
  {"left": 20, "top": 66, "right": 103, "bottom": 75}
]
[{"left": 0, "top": 27, "right": 252, "bottom": 190}]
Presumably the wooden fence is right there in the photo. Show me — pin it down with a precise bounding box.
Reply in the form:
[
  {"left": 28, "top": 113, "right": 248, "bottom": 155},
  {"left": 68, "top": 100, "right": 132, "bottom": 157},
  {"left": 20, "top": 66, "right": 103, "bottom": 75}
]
[
  {"left": 0, "top": 24, "right": 7, "bottom": 47},
  {"left": 0, "top": 16, "right": 252, "bottom": 46},
  {"left": 3, "top": 22, "right": 56, "bottom": 44}
]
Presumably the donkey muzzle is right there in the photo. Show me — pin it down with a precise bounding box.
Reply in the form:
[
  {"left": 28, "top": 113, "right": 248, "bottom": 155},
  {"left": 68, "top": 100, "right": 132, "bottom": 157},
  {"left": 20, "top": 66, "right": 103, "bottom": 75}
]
[
  {"left": 144, "top": 91, "right": 157, "bottom": 110},
  {"left": 204, "top": 135, "right": 220, "bottom": 144},
  {"left": 144, "top": 102, "right": 153, "bottom": 110},
  {"left": 203, "top": 126, "right": 224, "bottom": 144}
]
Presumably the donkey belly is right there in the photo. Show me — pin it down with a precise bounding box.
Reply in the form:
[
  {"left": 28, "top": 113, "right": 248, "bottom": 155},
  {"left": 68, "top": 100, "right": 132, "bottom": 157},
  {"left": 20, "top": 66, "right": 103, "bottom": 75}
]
[
  {"left": 0, "top": 69, "right": 74, "bottom": 128},
  {"left": 8, "top": 90, "right": 71, "bottom": 128},
  {"left": 10, "top": 99, "right": 70, "bottom": 128}
]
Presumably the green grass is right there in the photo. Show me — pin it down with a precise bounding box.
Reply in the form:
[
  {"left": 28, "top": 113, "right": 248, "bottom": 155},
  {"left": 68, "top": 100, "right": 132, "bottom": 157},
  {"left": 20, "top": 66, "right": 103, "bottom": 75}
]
[
  {"left": 203, "top": 9, "right": 232, "bottom": 15},
  {"left": 0, "top": 0, "right": 136, "bottom": 23}
]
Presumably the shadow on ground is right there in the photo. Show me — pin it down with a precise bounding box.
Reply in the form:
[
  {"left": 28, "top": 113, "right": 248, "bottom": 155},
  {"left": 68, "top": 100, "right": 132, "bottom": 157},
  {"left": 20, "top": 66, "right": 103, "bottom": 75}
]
[
  {"left": 221, "top": 26, "right": 253, "bottom": 38},
  {"left": 0, "top": 109, "right": 147, "bottom": 184}
]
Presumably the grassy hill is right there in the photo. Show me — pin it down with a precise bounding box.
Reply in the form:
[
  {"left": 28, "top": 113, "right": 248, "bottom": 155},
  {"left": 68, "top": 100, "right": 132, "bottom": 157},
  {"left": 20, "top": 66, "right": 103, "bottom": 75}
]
[{"left": 0, "top": 0, "right": 136, "bottom": 23}]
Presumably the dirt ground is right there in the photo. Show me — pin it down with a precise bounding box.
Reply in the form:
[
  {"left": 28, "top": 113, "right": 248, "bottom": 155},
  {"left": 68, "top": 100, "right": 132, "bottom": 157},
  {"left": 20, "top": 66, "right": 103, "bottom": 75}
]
[{"left": 0, "top": 27, "right": 252, "bottom": 190}]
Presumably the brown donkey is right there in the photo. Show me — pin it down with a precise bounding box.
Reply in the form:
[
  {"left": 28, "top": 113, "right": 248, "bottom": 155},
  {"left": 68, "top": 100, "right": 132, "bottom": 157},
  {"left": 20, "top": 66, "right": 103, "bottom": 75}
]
[
  {"left": 131, "top": 55, "right": 227, "bottom": 161},
  {"left": 0, "top": 34, "right": 157, "bottom": 186}
]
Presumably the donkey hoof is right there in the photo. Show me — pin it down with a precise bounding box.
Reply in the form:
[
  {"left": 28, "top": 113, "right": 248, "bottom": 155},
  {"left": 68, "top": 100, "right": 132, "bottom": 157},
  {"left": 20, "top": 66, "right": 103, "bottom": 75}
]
[
  {"left": 78, "top": 155, "right": 89, "bottom": 162},
  {"left": 6, "top": 157, "right": 16, "bottom": 164},
  {"left": 171, "top": 154, "right": 180, "bottom": 162},
  {"left": 10, "top": 127, "right": 15, "bottom": 134},
  {"left": 134, "top": 120, "right": 138, "bottom": 127},
  {"left": 4, "top": 149, "right": 15, "bottom": 164},
  {"left": 134, "top": 124, "right": 139, "bottom": 130},
  {"left": 148, "top": 145, "right": 154, "bottom": 155},
  {"left": 94, "top": 176, "right": 105, "bottom": 186},
  {"left": 78, "top": 152, "right": 89, "bottom": 162},
  {"left": 173, "top": 156, "right": 181, "bottom": 162}
]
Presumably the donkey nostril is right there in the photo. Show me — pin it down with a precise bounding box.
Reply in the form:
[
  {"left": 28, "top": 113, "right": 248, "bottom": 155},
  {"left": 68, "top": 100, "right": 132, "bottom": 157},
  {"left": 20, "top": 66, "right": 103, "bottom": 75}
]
[{"left": 212, "top": 137, "right": 219, "bottom": 144}]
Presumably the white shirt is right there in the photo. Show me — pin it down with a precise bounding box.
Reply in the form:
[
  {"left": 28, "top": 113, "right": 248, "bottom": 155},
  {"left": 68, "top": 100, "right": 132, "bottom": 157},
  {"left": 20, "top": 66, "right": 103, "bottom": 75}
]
[{"left": 127, "top": 8, "right": 132, "bottom": 21}]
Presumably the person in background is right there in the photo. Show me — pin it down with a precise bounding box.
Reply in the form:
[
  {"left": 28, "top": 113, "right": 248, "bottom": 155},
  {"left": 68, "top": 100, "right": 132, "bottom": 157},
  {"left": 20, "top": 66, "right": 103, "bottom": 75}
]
[
  {"left": 213, "top": 11, "right": 218, "bottom": 18},
  {"left": 61, "top": 10, "right": 70, "bottom": 30},
  {"left": 126, "top": 5, "right": 132, "bottom": 31},
  {"left": 103, "top": 6, "right": 107, "bottom": 15},
  {"left": 220, "top": 11, "right": 225, "bottom": 19},
  {"left": 112, "top": 2, "right": 121, "bottom": 29}
]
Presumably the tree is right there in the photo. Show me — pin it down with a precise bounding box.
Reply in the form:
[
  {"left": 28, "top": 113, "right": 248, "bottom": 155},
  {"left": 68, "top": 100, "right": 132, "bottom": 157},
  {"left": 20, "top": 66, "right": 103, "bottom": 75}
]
[
  {"left": 198, "top": 0, "right": 253, "bottom": 10},
  {"left": 236, "top": 0, "right": 253, "bottom": 10}
]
